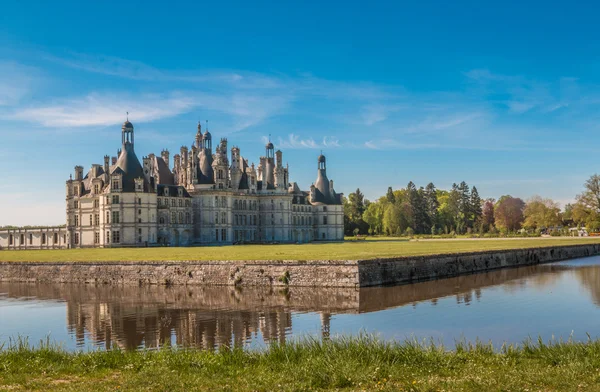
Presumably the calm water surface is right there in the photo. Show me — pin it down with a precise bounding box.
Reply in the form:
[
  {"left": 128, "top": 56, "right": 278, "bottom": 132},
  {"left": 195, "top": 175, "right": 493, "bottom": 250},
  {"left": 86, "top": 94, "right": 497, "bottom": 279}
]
[{"left": 2, "top": 256, "right": 600, "bottom": 351}]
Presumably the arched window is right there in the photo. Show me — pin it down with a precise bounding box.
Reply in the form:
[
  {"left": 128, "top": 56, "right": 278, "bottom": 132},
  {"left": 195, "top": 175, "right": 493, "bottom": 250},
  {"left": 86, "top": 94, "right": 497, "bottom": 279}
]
[{"left": 159, "top": 217, "right": 165, "bottom": 224}]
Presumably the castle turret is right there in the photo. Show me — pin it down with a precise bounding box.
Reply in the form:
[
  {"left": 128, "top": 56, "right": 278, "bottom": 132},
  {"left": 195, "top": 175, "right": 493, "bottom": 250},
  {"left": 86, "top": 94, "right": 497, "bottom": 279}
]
[
  {"left": 264, "top": 141, "right": 275, "bottom": 189},
  {"left": 74, "top": 165, "right": 84, "bottom": 181}
]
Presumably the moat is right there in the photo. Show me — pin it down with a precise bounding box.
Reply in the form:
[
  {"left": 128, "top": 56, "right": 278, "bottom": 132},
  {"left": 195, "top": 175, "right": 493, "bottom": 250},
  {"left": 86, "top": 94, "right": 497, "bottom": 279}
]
[{"left": 3, "top": 255, "right": 600, "bottom": 351}]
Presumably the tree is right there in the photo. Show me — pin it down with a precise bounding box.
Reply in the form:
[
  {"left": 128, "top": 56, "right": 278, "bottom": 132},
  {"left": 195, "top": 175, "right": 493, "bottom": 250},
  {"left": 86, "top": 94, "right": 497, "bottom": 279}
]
[
  {"left": 495, "top": 196, "right": 526, "bottom": 232},
  {"left": 482, "top": 198, "right": 495, "bottom": 232},
  {"left": 344, "top": 188, "right": 369, "bottom": 235},
  {"left": 470, "top": 186, "right": 483, "bottom": 226},
  {"left": 424, "top": 183, "right": 439, "bottom": 232},
  {"left": 458, "top": 181, "right": 471, "bottom": 231},
  {"left": 386, "top": 187, "right": 395, "bottom": 204},
  {"left": 523, "top": 196, "right": 561, "bottom": 230}
]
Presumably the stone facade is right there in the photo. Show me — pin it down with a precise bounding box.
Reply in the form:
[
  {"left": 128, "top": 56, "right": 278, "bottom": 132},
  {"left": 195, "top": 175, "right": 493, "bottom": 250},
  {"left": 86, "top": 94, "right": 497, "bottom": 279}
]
[{"left": 0, "top": 120, "right": 344, "bottom": 249}]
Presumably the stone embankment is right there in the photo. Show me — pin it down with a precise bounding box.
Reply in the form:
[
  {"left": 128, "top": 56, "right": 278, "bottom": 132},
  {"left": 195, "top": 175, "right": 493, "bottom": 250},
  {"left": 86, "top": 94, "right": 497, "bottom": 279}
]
[{"left": 0, "top": 243, "right": 599, "bottom": 287}]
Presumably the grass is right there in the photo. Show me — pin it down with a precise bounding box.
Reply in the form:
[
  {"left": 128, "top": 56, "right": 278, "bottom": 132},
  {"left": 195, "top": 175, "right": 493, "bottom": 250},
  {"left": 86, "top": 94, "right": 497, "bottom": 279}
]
[
  {"left": 2, "top": 335, "right": 600, "bottom": 391},
  {"left": 1, "top": 237, "right": 600, "bottom": 262}
]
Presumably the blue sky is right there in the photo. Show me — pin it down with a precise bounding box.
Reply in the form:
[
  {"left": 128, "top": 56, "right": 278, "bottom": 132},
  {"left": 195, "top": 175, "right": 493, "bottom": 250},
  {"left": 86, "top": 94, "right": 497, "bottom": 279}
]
[{"left": 1, "top": 0, "right": 599, "bottom": 225}]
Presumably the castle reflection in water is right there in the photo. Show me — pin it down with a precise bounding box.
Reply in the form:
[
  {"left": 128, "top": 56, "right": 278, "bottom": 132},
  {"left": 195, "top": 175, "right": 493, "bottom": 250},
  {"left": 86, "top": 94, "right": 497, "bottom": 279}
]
[{"left": 2, "top": 261, "right": 597, "bottom": 351}]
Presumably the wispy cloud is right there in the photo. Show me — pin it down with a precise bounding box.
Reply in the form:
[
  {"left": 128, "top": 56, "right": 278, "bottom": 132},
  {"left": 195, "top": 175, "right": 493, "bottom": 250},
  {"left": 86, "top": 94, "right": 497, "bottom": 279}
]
[
  {"left": 264, "top": 134, "right": 342, "bottom": 149},
  {"left": 9, "top": 92, "right": 197, "bottom": 127},
  {"left": 0, "top": 61, "right": 40, "bottom": 106}
]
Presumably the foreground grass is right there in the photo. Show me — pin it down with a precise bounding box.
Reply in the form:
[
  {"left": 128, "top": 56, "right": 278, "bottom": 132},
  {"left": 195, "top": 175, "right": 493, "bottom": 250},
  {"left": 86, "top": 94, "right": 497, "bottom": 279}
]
[
  {"left": 2, "top": 336, "right": 600, "bottom": 391},
  {"left": 1, "top": 237, "right": 600, "bottom": 262}
]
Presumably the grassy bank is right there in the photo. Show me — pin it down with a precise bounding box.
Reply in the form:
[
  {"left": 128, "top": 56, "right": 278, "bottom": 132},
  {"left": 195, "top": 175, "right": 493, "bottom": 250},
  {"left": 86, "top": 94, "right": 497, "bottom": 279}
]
[
  {"left": 1, "top": 237, "right": 600, "bottom": 262},
  {"left": 1, "top": 336, "right": 600, "bottom": 391}
]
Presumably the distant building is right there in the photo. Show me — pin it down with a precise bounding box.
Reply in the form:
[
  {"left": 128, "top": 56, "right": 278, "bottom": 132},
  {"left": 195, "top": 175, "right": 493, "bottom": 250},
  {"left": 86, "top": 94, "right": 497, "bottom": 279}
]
[{"left": 0, "top": 120, "right": 344, "bottom": 249}]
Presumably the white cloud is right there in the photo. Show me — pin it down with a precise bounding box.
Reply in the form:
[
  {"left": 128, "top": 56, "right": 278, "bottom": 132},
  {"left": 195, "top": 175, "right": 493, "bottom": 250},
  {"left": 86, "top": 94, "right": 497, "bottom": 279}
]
[
  {"left": 268, "top": 133, "right": 342, "bottom": 150},
  {"left": 0, "top": 61, "right": 39, "bottom": 106},
  {"left": 9, "top": 92, "right": 197, "bottom": 127}
]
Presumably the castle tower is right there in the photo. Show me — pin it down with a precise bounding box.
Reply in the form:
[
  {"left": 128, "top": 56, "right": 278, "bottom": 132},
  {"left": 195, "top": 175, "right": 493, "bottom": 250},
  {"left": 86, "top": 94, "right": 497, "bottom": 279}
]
[
  {"left": 230, "top": 146, "right": 242, "bottom": 191},
  {"left": 213, "top": 138, "right": 229, "bottom": 189},
  {"left": 264, "top": 141, "right": 275, "bottom": 189},
  {"left": 198, "top": 126, "right": 214, "bottom": 184},
  {"left": 274, "top": 150, "right": 284, "bottom": 189},
  {"left": 195, "top": 122, "right": 202, "bottom": 149},
  {"left": 161, "top": 149, "right": 170, "bottom": 169}
]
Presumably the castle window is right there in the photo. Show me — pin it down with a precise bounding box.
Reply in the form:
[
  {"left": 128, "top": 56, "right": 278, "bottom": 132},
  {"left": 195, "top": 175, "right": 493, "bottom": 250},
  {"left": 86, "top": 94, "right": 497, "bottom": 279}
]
[
  {"left": 112, "top": 195, "right": 119, "bottom": 204},
  {"left": 235, "top": 215, "right": 239, "bottom": 225},
  {"left": 301, "top": 217, "right": 304, "bottom": 225},
  {"left": 94, "top": 232, "right": 100, "bottom": 244},
  {"left": 179, "top": 212, "right": 183, "bottom": 223},
  {"left": 215, "top": 229, "right": 219, "bottom": 242},
  {"left": 29, "top": 233, "right": 32, "bottom": 245},
  {"left": 138, "top": 228, "right": 142, "bottom": 235},
  {"left": 171, "top": 212, "right": 177, "bottom": 224},
  {"left": 106, "top": 211, "right": 110, "bottom": 224},
  {"left": 93, "top": 199, "right": 99, "bottom": 208},
  {"left": 74, "top": 233, "right": 79, "bottom": 245},
  {"left": 178, "top": 199, "right": 182, "bottom": 207},
  {"left": 138, "top": 218, "right": 142, "bottom": 223},
  {"left": 186, "top": 200, "right": 191, "bottom": 207},
  {"left": 112, "top": 211, "right": 120, "bottom": 224},
  {"left": 94, "top": 214, "right": 99, "bottom": 225},
  {"left": 74, "top": 215, "right": 79, "bottom": 227},
  {"left": 185, "top": 213, "right": 191, "bottom": 224},
  {"left": 215, "top": 212, "right": 219, "bottom": 224},
  {"left": 106, "top": 231, "right": 110, "bottom": 244},
  {"left": 9, "top": 234, "right": 13, "bottom": 245},
  {"left": 234, "top": 200, "right": 238, "bottom": 209},
  {"left": 136, "top": 183, "right": 142, "bottom": 191},
  {"left": 323, "top": 216, "right": 328, "bottom": 225},
  {"left": 94, "top": 184, "right": 100, "bottom": 194},
  {"left": 112, "top": 231, "right": 120, "bottom": 244},
  {"left": 178, "top": 188, "right": 183, "bottom": 197},
  {"left": 112, "top": 180, "right": 119, "bottom": 190},
  {"left": 42, "top": 233, "right": 46, "bottom": 245},
  {"left": 74, "top": 201, "right": 79, "bottom": 208},
  {"left": 323, "top": 206, "right": 327, "bottom": 212},
  {"left": 89, "top": 214, "right": 93, "bottom": 225},
  {"left": 293, "top": 216, "right": 297, "bottom": 225},
  {"left": 159, "top": 217, "right": 165, "bottom": 224},
  {"left": 221, "top": 229, "right": 226, "bottom": 241},
  {"left": 138, "top": 209, "right": 142, "bottom": 215},
  {"left": 221, "top": 196, "right": 226, "bottom": 207},
  {"left": 63, "top": 234, "right": 66, "bottom": 243},
  {"left": 215, "top": 196, "right": 219, "bottom": 207},
  {"left": 53, "top": 233, "right": 58, "bottom": 244},
  {"left": 243, "top": 200, "right": 247, "bottom": 210},
  {"left": 171, "top": 199, "right": 176, "bottom": 207},
  {"left": 221, "top": 212, "right": 226, "bottom": 224},
  {"left": 164, "top": 188, "right": 169, "bottom": 196}
]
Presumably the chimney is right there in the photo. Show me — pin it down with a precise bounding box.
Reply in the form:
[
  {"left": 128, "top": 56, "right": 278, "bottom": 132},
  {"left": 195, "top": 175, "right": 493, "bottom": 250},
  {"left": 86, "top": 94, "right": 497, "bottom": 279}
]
[
  {"left": 161, "top": 149, "right": 170, "bottom": 169},
  {"left": 103, "top": 155, "right": 110, "bottom": 173},
  {"left": 111, "top": 156, "right": 117, "bottom": 165}
]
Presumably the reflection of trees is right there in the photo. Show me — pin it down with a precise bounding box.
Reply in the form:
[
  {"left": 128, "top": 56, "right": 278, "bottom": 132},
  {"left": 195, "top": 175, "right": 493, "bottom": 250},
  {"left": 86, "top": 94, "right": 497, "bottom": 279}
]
[{"left": 575, "top": 267, "right": 600, "bottom": 306}]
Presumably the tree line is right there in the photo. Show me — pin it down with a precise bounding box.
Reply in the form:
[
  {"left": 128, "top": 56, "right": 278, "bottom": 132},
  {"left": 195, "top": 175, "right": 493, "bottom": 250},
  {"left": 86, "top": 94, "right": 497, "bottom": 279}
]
[{"left": 343, "top": 175, "right": 600, "bottom": 237}]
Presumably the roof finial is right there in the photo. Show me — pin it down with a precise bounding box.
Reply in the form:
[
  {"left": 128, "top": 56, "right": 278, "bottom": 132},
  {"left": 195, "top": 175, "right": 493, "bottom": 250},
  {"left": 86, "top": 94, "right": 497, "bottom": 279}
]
[
  {"left": 126, "top": 111, "right": 129, "bottom": 121},
  {"left": 206, "top": 119, "right": 208, "bottom": 130},
  {"left": 269, "top": 133, "right": 271, "bottom": 142}
]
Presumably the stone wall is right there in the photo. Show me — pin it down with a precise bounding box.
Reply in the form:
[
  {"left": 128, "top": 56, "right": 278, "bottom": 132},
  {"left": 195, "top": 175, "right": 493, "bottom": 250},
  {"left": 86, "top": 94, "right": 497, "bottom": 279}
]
[
  {"left": 0, "top": 243, "right": 599, "bottom": 287},
  {"left": 358, "top": 243, "right": 600, "bottom": 287}
]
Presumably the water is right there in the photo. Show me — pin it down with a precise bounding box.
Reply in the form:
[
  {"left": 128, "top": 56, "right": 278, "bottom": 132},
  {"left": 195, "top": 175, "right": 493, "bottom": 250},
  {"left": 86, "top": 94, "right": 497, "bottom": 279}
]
[{"left": 2, "top": 256, "right": 600, "bottom": 351}]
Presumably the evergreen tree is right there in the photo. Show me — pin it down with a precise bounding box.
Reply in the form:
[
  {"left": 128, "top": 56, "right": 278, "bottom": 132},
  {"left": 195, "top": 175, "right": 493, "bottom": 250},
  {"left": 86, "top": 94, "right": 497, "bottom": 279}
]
[
  {"left": 470, "top": 186, "right": 483, "bottom": 226},
  {"left": 458, "top": 181, "right": 471, "bottom": 232},
  {"left": 424, "top": 182, "right": 439, "bottom": 232},
  {"left": 406, "top": 181, "right": 418, "bottom": 231},
  {"left": 386, "top": 187, "right": 395, "bottom": 204}
]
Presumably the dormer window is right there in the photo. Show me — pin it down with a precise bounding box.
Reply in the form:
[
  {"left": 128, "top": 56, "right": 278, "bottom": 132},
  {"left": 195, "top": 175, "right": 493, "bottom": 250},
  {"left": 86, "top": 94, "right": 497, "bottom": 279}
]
[
  {"left": 164, "top": 188, "right": 169, "bottom": 197},
  {"left": 112, "top": 180, "right": 119, "bottom": 190},
  {"left": 94, "top": 184, "right": 100, "bottom": 194},
  {"left": 178, "top": 188, "right": 183, "bottom": 197}
]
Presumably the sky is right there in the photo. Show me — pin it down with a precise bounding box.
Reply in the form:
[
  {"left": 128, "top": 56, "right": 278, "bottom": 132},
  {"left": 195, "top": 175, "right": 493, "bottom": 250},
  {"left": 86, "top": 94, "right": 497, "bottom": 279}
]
[{"left": 1, "top": 0, "right": 599, "bottom": 225}]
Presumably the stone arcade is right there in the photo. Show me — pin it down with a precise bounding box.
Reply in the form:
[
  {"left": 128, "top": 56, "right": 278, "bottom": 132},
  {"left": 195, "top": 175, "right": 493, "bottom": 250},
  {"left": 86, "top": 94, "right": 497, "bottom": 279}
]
[{"left": 0, "top": 120, "right": 344, "bottom": 249}]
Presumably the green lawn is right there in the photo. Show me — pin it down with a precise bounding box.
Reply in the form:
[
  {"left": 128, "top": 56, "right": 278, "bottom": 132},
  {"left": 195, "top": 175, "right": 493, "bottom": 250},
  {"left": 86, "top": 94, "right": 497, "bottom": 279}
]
[
  {"left": 1, "top": 237, "right": 599, "bottom": 262},
  {"left": 2, "top": 336, "right": 600, "bottom": 391}
]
